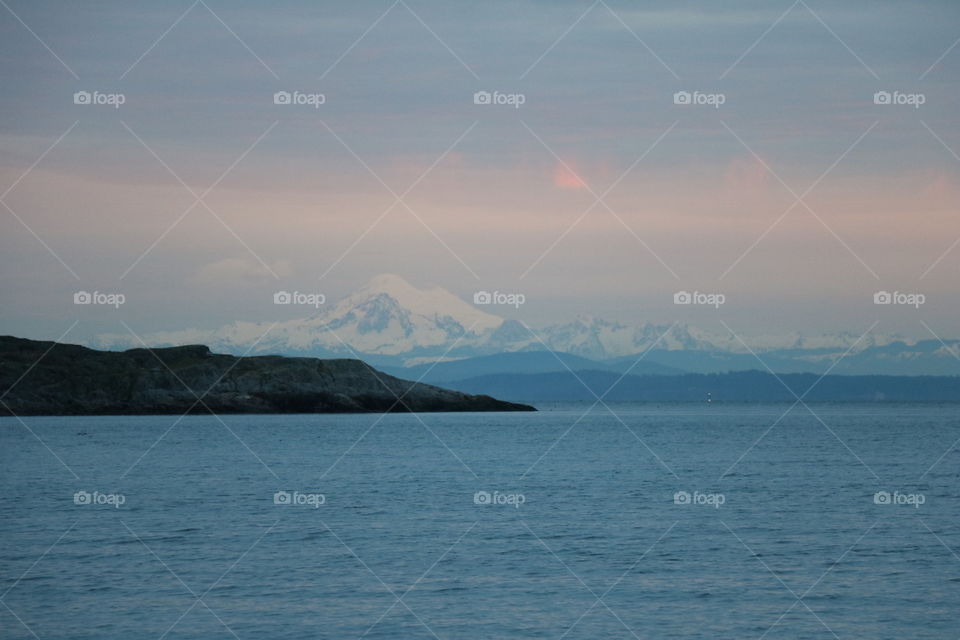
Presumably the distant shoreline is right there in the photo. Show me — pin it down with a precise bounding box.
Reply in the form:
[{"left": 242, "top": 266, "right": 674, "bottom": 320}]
[{"left": 441, "top": 370, "right": 960, "bottom": 404}]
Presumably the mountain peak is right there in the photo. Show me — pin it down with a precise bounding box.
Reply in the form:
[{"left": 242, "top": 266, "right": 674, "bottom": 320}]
[
  {"left": 361, "top": 273, "right": 421, "bottom": 296},
  {"left": 345, "top": 274, "right": 502, "bottom": 332}
]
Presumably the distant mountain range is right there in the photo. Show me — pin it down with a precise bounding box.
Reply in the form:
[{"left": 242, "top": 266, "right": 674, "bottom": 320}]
[
  {"left": 378, "top": 351, "right": 684, "bottom": 384},
  {"left": 94, "top": 274, "right": 960, "bottom": 377},
  {"left": 442, "top": 370, "right": 960, "bottom": 404}
]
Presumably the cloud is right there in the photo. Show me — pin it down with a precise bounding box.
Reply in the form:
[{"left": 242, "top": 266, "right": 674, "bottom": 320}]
[
  {"left": 553, "top": 161, "right": 588, "bottom": 190},
  {"left": 723, "top": 155, "right": 770, "bottom": 194},
  {"left": 188, "top": 258, "right": 293, "bottom": 287}
]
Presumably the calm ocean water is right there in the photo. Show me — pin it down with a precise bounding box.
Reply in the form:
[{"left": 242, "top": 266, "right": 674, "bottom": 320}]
[{"left": 1, "top": 404, "right": 958, "bottom": 639}]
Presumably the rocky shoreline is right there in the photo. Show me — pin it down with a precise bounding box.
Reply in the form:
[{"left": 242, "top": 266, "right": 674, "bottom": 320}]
[{"left": 0, "top": 336, "right": 536, "bottom": 415}]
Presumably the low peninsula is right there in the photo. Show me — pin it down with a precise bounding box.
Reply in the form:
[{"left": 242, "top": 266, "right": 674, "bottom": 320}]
[{"left": 0, "top": 336, "right": 535, "bottom": 415}]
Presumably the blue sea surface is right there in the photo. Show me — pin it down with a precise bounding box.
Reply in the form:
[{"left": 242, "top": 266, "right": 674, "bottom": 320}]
[{"left": 1, "top": 404, "right": 958, "bottom": 639}]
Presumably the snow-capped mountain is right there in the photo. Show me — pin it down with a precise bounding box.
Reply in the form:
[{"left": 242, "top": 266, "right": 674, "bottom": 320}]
[
  {"left": 534, "top": 316, "right": 719, "bottom": 356},
  {"left": 96, "top": 274, "right": 502, "bottom": 358},
  {"left": 297, "top": 274, "right": 502, "bottom": 355},
  {"left": 94, "top": 274, "right": 952, "bottom": 374}
]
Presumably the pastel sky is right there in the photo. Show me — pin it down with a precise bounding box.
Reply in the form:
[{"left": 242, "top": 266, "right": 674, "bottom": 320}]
[{"left": 1, "top": 0, "right": 959, "bottom": 343}]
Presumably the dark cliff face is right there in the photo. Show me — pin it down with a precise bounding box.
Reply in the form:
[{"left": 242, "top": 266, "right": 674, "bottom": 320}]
[{"left": 0, "top": 336, "right": 535, "bottom": 415}]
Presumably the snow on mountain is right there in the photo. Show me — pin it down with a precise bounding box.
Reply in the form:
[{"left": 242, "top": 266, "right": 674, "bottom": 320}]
[
  {"left": 95, "top": 274, "right": 502, "bottom": 357},
  {"left": 304, "top": 274, "right": 502, "bottom": 355},
  {"left": 95, "top": 274, "right": 913, "bottom": 365},
  {"left": 525, "top": 316, "right": 714, "bottom": 360}
]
